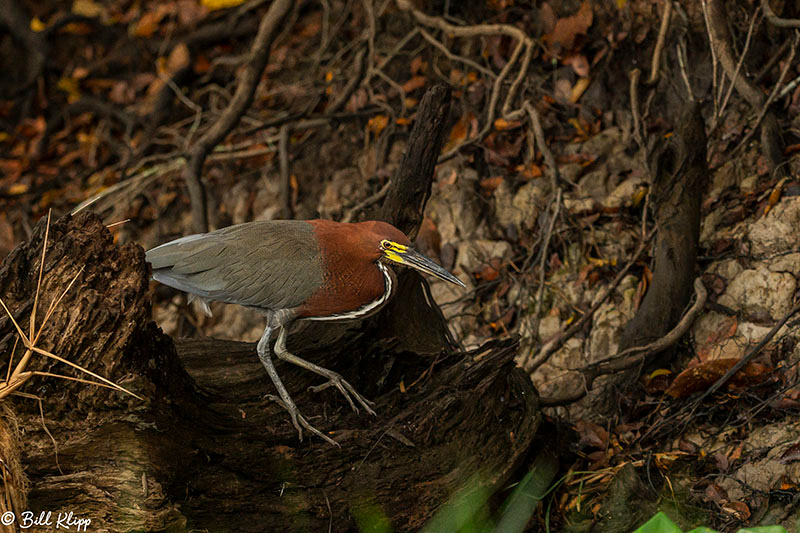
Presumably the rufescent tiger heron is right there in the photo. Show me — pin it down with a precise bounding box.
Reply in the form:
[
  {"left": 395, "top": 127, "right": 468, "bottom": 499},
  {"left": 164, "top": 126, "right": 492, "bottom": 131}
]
[{"left": 146, "top": 219, "right": 466, "bottom": 445}]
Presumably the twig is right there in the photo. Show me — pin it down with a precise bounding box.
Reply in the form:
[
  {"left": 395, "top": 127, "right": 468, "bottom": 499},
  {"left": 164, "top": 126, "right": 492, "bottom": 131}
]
[
  {"left": 761, "top": 0, "right": 800, "bottom": 28},
  {"left": 418, "top": 28, "right": 496, "bottom": 79},
  {"left": 341, "top": 180, "right": 391, "bottom": 223},
  {"left": 37, "top": 396, "right": 62, "bottom": 474},
  {"left": 523, "top": 101, "right": 560, "bottom": 187},
  {"left": 160, "top": 73, "right": 203, "bottom": 149},
  {"left": 395, "top": 0, "right": 537, "bottom": 159},
  {"left": 629, "top": 68, "right": 645, "bottom": 151},
  {"left": 367, "top": 27, "right": 420, "bottom": 83},
  {"left": 732, "top": 30, "right": 799, "bottom": 154},
  {"left": 30, "top": 210, "right": 50, "bottom": 347},
  {"left": 525, "top": 227, "right": 657, "bottom": 373},
  {"left": 696, "top": 300, "right": 800, "bottom": 403},
  {"left": 532, "top": 189, "right": 562, "bottom": 329},
  {"left": 362, "top": 0, "right": 375, "bottom": 76},
  {"left": 705, "top": 0, "right": 787, "bottom": 175},
  {"left": 779, "top": 71, "right": 800, "bottom": 99},
  {"left": 502, "top": 40, "right": 534, "bottom": 119},
  {"left": 523, "top": 98, "right": 563, "bottom": 336},
  {"left": 373, "top": 69, "right": 408, "bottom": 113},
  {"left": 181, "top": 0, "right": 293, "bottom": 233},
  {"left": 754, "top": 40, "right": 790, "bottom": 84},
  {"left": 540, "top": 278, "right": 707, "bottom": 406},
  {"left": 701, "top": 0, "right": 720, "bottom": 120},
  {"left": 315, "top": 0, "right": 331, "bottom": 64},
  {"left": 675, "top": 40, "right": 695, "bottom": 102},
  {"left": 241, "top": 107, "right": 382, "bottom": 137},
  {"left": 647, "top": 0, "right": 672, "bottom": 85},
  {"left": 711, "top": 9, "right": 760, "bottom": 133},
  {"left": 327, "top": 48, "right": 367, "bottom": 113},
  {"left": 72, "top": 159, "right": 185, "bottom": 216},
  {"left": 278, "top": 124, "right": 291, "bottom": 219}
]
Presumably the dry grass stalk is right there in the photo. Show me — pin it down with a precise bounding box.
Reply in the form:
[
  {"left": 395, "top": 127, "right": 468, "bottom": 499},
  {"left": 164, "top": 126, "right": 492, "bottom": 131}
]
[{"left": 0, "top": 211, "right": 142, "bottom": 401}]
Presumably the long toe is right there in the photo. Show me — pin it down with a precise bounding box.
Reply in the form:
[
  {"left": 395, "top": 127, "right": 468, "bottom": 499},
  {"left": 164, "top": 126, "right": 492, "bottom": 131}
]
[
  {"left": 297, "top": 414, "right": 340, "bottom": 447},
  {"left": 309, "top": 375, "right": 377, "bottom": 416},
  {"left": 265, "top": 394, "right": 339, "bottom": 446}
]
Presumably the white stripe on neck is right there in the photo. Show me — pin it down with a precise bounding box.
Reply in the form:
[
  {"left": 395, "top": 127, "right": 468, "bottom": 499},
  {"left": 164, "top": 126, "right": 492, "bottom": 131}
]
[{"left": 307, "top": 262, "right": 392, "bottom": 321}]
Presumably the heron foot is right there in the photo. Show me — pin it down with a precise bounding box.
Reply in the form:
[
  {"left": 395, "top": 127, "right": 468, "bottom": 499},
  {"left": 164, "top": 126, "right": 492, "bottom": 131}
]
[
  {"left": 272, "top": 328, "right": 376, "bottom": 416},
  {"left": 265, "top": 394, "right": 340, "bottom": 447},
  {"left": 308, "top": 372, "right": 377, "bottom": 416}
]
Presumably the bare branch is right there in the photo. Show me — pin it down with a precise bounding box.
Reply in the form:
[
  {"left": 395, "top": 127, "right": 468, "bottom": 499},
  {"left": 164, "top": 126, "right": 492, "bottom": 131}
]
[
  {"left": 540, "top": 278, "right": 707, "bottom": 407},
  {"left": 761, "top": 0, "right": 800, "bottom": 28},
  {"left": 182, "top": 0, "right": 293, "bottom": 233}
]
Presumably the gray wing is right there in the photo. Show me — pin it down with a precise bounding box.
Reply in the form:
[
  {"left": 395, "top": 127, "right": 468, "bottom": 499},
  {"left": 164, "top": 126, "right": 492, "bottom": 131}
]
[{"left": 146, "top": 220, "right": 324, "bottom": 312}]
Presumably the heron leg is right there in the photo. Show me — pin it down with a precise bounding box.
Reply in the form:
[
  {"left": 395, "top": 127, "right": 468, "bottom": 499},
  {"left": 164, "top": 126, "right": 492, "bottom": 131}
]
[
  {"left": 273, "top": 326, "right": 377, "bottom": 416},
  {"left": 256, "top": 324, "right": 339, "bottom": 447}
]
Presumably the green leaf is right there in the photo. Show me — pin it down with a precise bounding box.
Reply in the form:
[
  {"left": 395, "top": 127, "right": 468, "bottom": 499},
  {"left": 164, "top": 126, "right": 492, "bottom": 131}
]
[{"left": 634, "top": 512, "right": 684, "bottom": 533}]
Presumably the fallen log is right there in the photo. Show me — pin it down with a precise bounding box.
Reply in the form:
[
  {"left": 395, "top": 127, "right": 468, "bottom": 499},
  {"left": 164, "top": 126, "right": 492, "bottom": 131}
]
[{"left": 0, "top": 212, "right": 540, "bottom": 531}]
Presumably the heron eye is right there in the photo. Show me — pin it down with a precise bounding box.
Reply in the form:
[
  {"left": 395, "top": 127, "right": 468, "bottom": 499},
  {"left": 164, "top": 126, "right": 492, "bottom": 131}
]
[{"left": 380, "top": 239, "right": 391, "bottom": 250}]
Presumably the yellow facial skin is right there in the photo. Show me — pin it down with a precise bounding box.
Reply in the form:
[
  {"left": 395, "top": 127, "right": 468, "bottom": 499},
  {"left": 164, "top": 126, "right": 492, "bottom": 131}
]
[
  {"left": 379, "top": 238, "right": 467, "bottom": 288},
  {"left": 380, "top": 240, "right": 408, "bottom": 264}
]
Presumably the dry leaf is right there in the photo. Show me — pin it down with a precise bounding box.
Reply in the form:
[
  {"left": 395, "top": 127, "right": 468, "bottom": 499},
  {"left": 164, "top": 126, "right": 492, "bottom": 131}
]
[
  {"left": 494, "top": 118, "right": 521, "bottom": 130},
  {"left": 176, "top": 0, "right": 209, "bottom": 26},
  {"left": 202, "top": 0, "right": 247, "bottom": 10},
  {"left": 167, "top": 43, "right": 191, "bottom": 74},
  {"left": 721, "top": 501, "right": 750, "bottom": 520},
  {"left": 696, "top": 316, "right": 738, "bottom": 361},
  {"left": 631, "top": 185, "right": 648, "bottom": 207},
  {"left": 72, "top": 0, "right": 105, "bottom": 18},
  {"left": 575, "top": 419, "right": 608, "bottom": 449},
  {"left": 665, "top": 358, "right": 771, "bottom": 399},
  {"left": 132, "top": 6, "right": 171, "bottom": 38},
  {"left": 570, "top": 78, "right": 591, "bottom": 103},
  {"left": 764, "top": 177, "right": 786, "bottom": 216},
  {"left": 30, "top": 17, "right": 47, "bottom": 32},
  {"left": 564, "top": 54, "right": 590, "bottom": 77},
  {"left": 704, "top": 484, "right": 728, "bottom": 504},
  {"left": 515, "top": 163, "right": 543, "bottom": 180},
  {"left": 401, "top": 75, "right": 426, "bottom": 93},
  {"left": 194, "top": 54, "right": 211, "bottom": 74},
  {"left": 548, "top": 1, "right": 593, "bottom": 53},
  {"left": 6, "top": 182, "right": 28, "bottom": 195},
  {"left": 554, "top": 79, "right": 573, "bottom": 102},
  {"left": 410, "top": 56, "right": 427, "bottom": 75},
  {"left": 476, "top": 259, "right": 502, "bottom": 282},
  {"left": 540, "top": 2, "right": 556, "bottom": 34},
  {"left": 444, "top": 113, "right": 473, "bottom": 151},
  {"left": 479, "top": 176, "right": 504, "bottom": 194},
  {"left": 367, "top": 114, "right": 389, "bottom": 135},
  {"left": 57, "top": 77, "right": 81, "bottom": 103},
  {"left": 415, "top": 217, "right": 441, "bottom": 258}
]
